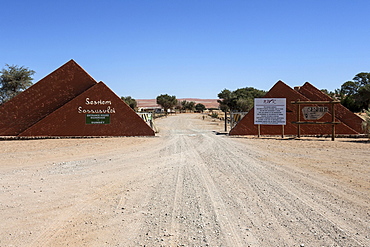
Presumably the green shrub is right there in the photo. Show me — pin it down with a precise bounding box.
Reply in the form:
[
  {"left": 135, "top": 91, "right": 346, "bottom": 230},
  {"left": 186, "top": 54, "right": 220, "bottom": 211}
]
[{"left": 362, "top": 109, "right": 370, "bottom": 139}]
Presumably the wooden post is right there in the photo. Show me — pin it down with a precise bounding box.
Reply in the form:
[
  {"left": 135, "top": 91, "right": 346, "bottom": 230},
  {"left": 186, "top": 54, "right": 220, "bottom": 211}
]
[
  {"left": 224, "top": 111, "right": 227, "bottom": 132},
  {"left": 258, "top": 124, "right": 261, "bottom": 138},
  {"left": 230, "top": 112, "right": 233, "bottom": 129},
  {"left": 298, "top": 102, "right": 300, "bottom": 138},
  {"left": 282, "top": 125, "right": 285, "bottom": 138},
  {"left": 332, "top": 102, "right": 335, "bottom": 141}
]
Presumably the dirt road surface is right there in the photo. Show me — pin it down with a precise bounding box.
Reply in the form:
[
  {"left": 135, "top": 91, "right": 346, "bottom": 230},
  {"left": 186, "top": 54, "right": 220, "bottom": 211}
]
[{"left": 1, "top": 113, "right": 369, "bottom": 246}]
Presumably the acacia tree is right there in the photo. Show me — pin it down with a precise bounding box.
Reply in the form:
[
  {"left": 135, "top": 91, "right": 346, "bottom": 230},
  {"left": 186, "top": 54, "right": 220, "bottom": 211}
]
[
  {"left": 217, "top": 89, "right": 232, "bottom": 112},
  {"left": 156, "top": 94, "right": 177, "bottom": 113},
  {"left": 121, "top": 96, "right": 137, "bottom": 110},
  {"left": 218, "top": 87, "right": 265, "bottom": 112},
  {"left": 180, "top": 100, "right": 187, "bottom": 111},
  {"left": 235, "top": 98, "right": 253, "bottom": 112},
  {"left": 358, "top": 84, "right": 370, "bottom": 110},
  {"left": 195, "top": 103, "right": 206, "bottom": 112},
  {"left": 339, "top": 72, "right": 370, "bottom": 112},
  {"left": 180, "top": 100, "right": 196, "bottom": 112},
  {"left": 0, "top": 64, "right": 35, "bottom": 104}
]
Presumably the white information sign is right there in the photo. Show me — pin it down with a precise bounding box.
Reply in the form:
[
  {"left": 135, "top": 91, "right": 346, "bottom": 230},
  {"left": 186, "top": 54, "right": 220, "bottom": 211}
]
[{"left": 254, "top": 98, "right": 286, "bottom": 125}]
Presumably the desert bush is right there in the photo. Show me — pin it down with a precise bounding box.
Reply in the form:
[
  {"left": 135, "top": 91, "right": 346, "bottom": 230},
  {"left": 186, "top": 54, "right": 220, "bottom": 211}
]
[{"left": 362, "top": 109, "right": 370, "bottom": 139}]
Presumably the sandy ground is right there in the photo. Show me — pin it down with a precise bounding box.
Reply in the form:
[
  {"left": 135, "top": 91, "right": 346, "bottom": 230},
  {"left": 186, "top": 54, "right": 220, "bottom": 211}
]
[{"left": 0, "top": 113, "right": 369, "bottom": 247}]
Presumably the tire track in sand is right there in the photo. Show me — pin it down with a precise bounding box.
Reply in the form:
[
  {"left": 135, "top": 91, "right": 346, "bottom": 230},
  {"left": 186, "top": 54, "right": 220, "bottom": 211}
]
[
  {"left": 168, "top": 134, "right": 185, "bottom": 245},
  {"left": 181, "top": 132, "right": 247, "bottom": 247}
]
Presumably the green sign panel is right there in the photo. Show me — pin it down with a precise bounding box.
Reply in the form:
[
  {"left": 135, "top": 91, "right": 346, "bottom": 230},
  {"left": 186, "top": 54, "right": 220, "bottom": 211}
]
[{"left": 86, "top": 114, "right": 110, "bottom": 124}]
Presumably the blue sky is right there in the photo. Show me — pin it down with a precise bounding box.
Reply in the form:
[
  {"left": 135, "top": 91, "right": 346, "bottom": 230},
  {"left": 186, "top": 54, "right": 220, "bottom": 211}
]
[{"left": 1, "top": 0, "right": 369, "bottom": 99}]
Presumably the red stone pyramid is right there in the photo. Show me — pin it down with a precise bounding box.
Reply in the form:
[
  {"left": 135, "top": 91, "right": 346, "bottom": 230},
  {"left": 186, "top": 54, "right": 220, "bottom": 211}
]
[
  {"left": 0, "top": 60, "right": 155, "bottom": 137},
  {"left": 298, "top": 82, "right": 363, "bottom": 133},
  {"left": 229, "top": 81, "right": 361, "bottom": 136},
  {"left": 0, "top": 60, "right": 97, "bottom": 135}
]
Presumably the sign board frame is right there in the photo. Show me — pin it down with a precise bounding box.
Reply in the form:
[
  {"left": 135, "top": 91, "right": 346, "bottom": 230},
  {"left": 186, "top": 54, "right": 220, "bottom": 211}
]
[
  {"left": 291, "top": 100, "right": 340, "bottom": 141},
  {"left": 254, "top": 98, "right": 286, "bottom": 125}
]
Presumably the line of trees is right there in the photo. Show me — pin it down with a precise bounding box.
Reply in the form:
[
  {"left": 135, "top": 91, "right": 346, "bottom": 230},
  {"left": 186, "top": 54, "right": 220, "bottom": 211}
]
[
  {"left": 1, "top": 63, "right": 369, "bottom": 114},
  {"left": 178, "top": 100, "right": 196, "bottom": 112},
  {"left": 153, "top": 95, "right": 207, "bottom": 113},
  {"left": 177, "top": 100, "right": 205, "bottom": 112},
  {"left": 217, "top": 87, "right": 266, "bottom": 112}
]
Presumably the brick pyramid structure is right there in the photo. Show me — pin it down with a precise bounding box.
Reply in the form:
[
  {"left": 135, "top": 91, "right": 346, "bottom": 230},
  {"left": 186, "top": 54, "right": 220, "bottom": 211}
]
[
  {"left": 0, "top": 60, "right": 97, "bottom": 135},
  {"left": 297, "top": 82, "right": 363, "bottom": 133},
  {"left": 0, "top": 60, "right": 155, "bottom": 137},
  {"left": 229, "top": 81, "right": 362, "bottom": 136}
]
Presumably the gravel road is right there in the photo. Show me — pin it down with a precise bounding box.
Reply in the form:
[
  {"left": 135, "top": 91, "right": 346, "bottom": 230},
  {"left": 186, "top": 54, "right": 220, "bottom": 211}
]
[{"left": 0, "top": 113, "right": 369, "bottom": 246}]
